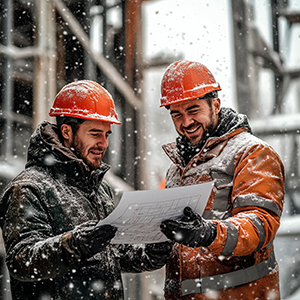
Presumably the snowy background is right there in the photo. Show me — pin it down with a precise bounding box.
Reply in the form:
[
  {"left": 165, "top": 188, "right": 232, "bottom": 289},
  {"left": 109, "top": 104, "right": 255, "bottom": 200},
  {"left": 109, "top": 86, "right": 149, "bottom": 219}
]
[{"left": 1, "top": 0, "right": 300, "bottom": 299}]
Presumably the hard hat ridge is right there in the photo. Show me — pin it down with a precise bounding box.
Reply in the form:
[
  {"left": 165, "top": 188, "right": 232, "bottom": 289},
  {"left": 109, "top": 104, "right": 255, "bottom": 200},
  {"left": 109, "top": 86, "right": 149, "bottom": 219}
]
[
  {"left": 49, "top": 80, "right": 121, "bottom": 125},
  {"left": 160, "top": 60, "right": 221, "bottom": 107}
]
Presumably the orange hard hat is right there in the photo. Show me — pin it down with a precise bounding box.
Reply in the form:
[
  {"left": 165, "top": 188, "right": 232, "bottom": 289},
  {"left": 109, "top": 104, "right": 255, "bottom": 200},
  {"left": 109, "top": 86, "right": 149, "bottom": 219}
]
[
  {"left": 49, "top": 80, "right": 121, "bottom": 125},
  {"left": 160, "top": 60, "right": 221, "bottom": 107}
]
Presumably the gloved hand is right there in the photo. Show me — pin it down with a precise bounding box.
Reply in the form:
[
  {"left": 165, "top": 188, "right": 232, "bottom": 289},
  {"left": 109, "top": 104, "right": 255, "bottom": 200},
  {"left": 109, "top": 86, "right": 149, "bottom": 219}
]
[
  {"left": 145, "top": 240, "right": 174, "bottom": 260},
  {"left": 160, "top": 207, "right": 216, "bottom": 248},
  {"left": 71, "top": 220, "right": 117, "bottom": 259}
]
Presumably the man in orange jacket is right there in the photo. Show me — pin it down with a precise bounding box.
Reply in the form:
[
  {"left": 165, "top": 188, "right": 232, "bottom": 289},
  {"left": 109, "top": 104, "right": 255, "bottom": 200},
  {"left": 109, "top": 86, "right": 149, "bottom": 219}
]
[{"left": 159, "top": 60, "right": 285, "bottom": 299}]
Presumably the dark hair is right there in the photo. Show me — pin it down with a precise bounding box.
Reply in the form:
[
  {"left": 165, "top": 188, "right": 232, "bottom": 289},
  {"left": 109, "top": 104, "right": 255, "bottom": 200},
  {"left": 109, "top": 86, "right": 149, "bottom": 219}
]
[
  {"left": 56, "top": 116, "right": 86, "bottom": 126},
  {"left": 68, "top": 122, "right": 80, "bottom": 135},
  {"left": 56, "top": 117, "right": 83, "bottom": 142}
]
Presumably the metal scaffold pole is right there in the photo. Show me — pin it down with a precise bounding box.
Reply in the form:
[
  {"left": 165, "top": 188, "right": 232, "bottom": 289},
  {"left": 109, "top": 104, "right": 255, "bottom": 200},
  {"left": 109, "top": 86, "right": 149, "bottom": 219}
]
[{"left": 1, "top": 0, "right": 13, "bottom": 161}]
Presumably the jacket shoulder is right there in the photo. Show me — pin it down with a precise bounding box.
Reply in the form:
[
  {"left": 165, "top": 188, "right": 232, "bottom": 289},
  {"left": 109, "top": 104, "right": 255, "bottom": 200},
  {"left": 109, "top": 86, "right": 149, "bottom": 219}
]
[
  {"left": 6, "top": 166, "right": 53, "bottom": 190},
  {"left": 232, "top": 131, "right": 282, "bottom": 161},
  {"left": 0, "top": 166, "right": 51, "bottom": 227}
]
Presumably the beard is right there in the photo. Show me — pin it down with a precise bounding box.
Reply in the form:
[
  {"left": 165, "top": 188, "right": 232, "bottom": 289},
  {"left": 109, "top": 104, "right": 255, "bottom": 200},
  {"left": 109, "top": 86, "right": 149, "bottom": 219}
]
[
  {"left": 176, "top": 123, "right": 215, "bottom": 165},
  {"left": 176, "top": 110, "right": 217, "bottom": 166},
  {"left": 70, "top": 135, "right": 105, "bottom": 171},
  {"left": 181, "top": 121, "right": 215, "bottom": 145}
]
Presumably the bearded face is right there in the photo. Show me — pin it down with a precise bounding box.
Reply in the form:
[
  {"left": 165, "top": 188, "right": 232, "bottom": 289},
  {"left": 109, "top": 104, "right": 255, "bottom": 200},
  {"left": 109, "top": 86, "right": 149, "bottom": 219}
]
[
  {"left": 170, "top": 98, "right": 220, "bottom": 145},
  {"left": 68, "top": 120, "right": 112, "bottom": 170}
]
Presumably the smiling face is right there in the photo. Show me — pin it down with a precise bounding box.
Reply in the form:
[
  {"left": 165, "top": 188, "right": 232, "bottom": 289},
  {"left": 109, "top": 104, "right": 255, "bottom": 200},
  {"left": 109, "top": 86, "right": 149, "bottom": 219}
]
[
  {"left": 61, "top": 120, "right": 112, "bottom": 170},
  {"left": 170, "top": 98, "right": 220, "bottom": 145}
]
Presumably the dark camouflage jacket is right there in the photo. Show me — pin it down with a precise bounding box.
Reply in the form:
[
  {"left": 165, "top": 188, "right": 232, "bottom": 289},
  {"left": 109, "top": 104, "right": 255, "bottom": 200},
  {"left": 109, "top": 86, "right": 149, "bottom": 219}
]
[{"left": 0, "top": 121, "right": 169, "bottom": 300}]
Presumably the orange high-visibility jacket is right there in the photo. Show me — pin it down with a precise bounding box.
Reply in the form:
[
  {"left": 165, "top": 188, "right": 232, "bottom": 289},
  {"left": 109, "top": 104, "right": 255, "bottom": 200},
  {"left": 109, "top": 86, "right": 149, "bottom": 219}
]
[{"left": 162, "top": 119, "right": 285, "bottom": 299}]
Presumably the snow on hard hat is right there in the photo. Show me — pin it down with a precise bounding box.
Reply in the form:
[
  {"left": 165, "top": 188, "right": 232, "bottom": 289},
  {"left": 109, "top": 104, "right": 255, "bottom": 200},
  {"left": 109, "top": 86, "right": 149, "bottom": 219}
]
[
  {"left": 49, "top": 80, "right": 121, "bottom": 125},
  {"left": 160, "top": 60, "right": 221, "bottom": 107}
]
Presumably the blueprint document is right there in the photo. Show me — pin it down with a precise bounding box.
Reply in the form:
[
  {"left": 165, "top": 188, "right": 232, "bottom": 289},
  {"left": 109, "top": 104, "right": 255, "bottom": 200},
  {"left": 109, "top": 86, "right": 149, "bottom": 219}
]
[{"left": 98, "top": 181, "right": 214, "bottom": 244}]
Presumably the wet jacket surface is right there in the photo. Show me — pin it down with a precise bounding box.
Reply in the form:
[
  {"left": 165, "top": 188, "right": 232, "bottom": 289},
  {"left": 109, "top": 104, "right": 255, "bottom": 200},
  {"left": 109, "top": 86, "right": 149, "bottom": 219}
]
[
  {"left": 162, "top": 108, "right": 285, "bottom": 299},
  {"left": 0, "top": 121, "right": 168, "bottom": 300}
]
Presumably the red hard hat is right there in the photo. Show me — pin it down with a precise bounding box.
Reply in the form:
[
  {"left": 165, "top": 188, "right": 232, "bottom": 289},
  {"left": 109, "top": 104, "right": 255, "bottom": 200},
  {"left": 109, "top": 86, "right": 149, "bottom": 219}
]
[
  {"left": 160, "top": 60, "right": 221, "bottom": 107},
  {"left": 49, "top": 80, "right": 121, "bottom": 125}
]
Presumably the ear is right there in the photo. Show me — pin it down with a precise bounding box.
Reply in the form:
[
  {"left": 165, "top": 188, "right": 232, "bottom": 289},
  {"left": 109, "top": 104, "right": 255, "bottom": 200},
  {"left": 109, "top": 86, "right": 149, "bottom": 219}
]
[
  {"left": 60, "top": 124, "right": 73, "bottom": 147},
  {"left": 213, "top": 98, "right": 221, "bottom": 114}
]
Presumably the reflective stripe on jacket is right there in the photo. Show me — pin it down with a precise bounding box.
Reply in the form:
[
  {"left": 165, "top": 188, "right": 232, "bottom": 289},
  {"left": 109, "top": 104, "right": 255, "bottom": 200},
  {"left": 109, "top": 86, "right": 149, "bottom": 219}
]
[{"left": 162, "top": 125, "right": 285, "bottom": 299}]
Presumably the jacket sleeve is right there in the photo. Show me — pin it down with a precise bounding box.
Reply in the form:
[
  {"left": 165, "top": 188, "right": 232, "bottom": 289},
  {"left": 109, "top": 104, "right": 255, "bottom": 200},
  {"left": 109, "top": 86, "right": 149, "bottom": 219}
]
[
  {"left": 208, "top": 143, "right": 285, "bottom": 257},
  {"left": 118, "top": 241, "right": 173, "bottom": 273},
  {"left": 2, "top": 183, "right": 75, "bottom": 281}
]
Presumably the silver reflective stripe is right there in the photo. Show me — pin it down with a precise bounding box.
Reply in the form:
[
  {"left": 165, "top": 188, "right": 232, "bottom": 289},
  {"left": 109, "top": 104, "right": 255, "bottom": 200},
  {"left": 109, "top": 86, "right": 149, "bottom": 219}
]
[
  {"left": 181, "top": 278, "right": 201, "bottom": 295},
  {"left": 234, "top": 194, "right": 281, "bottom": 217},
  {"left": 221, "top": 221, "right": 238, "bottom": 256},
  {"left": 245, "top": 213, "right": 265, "bottom": 251},
  {"left": 180, "top": 250, "right": 276, "bottom": 296}
]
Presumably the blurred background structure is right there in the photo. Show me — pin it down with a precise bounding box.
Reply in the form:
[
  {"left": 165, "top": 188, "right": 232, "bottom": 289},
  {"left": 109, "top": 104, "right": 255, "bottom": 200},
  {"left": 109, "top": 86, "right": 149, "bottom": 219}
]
[{"left": 0, "top": 0, "right": 300, "bottom": 299}]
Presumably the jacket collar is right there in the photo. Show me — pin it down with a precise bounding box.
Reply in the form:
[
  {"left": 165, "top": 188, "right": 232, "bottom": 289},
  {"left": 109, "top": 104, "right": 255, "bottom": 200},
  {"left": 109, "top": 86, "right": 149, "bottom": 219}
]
[
  {"left": 163, "top": 107, "right": 252, "bottom": 169},
  {"left": 163, "top": 127, "right": 247, "bottom": 170}
]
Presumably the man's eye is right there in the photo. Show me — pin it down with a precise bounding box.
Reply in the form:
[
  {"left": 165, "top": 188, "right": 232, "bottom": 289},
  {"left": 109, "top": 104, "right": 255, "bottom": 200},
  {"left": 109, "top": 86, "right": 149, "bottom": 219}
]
[
  {"left": 189, "top": 110, "right": 198, "bottom": 114},
  {"left": 173, "top": 114, "right": 182, "bottom": 119}
]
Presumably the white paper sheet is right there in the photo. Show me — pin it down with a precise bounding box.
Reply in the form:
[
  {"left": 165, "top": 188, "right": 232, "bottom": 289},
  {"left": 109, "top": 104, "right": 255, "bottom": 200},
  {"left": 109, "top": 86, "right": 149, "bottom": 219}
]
[{"left": 98, "top": 181, "right": 214, "bottom": 244}]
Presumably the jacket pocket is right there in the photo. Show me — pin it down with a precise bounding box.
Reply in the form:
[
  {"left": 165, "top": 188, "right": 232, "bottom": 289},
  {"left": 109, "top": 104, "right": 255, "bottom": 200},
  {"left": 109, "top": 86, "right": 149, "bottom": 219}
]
[{"left": 204, "top": 171, "right": 233, "bottom": 220}]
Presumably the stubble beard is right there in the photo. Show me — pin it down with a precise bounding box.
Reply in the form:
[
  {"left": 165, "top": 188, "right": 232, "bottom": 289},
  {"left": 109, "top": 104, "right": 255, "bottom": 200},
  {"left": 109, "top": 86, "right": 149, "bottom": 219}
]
[
  {"left": 185, "top": 110, "right": 217, "bottom": 146},
  {"left": 70, "top": 135, "right": 103, "bottom": 171}
]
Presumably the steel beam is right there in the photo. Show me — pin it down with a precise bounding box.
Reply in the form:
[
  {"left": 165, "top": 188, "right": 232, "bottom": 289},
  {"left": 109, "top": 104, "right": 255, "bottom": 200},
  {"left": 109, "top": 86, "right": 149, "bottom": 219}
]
[{"left": 52, "top": 0, "right": 142, "bottom": 111}]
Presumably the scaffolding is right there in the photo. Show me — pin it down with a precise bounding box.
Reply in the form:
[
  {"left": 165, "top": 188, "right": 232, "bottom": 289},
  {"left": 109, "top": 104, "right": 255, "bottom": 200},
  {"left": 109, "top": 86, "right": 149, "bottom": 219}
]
[
  {"left": 1, "top": 0, "right": 300, "bottom": 299},
  {"left": 231, "top": 1, "right": 300, "bottom": 298},
  {"left": 231, "top": 0, "right": 300, "bottom": 213},
  {"left": 0, "top": 0, "right": 150, "bottom": 192},
  {"left": 0, "top": 0, "right": 160, "bottom": 299}
]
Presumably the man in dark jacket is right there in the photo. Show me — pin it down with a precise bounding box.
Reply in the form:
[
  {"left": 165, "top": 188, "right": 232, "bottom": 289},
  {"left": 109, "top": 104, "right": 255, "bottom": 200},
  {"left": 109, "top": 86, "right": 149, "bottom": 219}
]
[
  {"left": 159, "top": 61, "right": 285, "bottom": 299},
  {"left": 0, "top": 80, "right": 172, "bottom": 300}
]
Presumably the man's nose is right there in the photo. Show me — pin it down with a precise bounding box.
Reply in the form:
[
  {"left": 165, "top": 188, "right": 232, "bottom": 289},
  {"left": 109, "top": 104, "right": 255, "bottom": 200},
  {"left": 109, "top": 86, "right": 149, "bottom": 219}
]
[
  {"left": 97, "top": 136, "right": 109, "bottom": 148},
  {"left": 182, "top": 114, "right": 194, "bottom": 128}
]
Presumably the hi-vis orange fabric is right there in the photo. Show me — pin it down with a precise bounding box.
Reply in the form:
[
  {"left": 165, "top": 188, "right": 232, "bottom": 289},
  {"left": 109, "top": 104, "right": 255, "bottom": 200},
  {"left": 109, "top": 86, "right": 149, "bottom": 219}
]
[{"left": 162, "top": 122, "right": 285, "bottom": 299}]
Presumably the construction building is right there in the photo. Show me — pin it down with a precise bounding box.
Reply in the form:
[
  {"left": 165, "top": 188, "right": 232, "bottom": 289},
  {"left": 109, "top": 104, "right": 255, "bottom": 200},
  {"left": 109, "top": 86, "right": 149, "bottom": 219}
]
[{"left": 0, "top": 0, "right": 300, "bottom": 299}]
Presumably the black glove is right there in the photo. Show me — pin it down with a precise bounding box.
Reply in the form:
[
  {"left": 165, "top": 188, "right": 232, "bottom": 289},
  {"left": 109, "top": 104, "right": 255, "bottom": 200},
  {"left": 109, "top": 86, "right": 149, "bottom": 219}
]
[
  {"left": 71, "top": 220, "right": 117, "bottom": 259},
  {"left": 160, "top": 207, "right": 216, "bottom": 248},
  {"left": 145, "top": 241, "right": 174, "bottom": 260}
]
